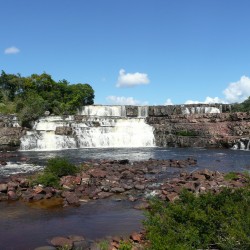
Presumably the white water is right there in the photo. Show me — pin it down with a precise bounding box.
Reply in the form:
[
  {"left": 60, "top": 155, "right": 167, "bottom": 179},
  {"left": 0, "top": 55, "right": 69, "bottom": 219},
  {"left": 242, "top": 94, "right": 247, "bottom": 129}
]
[
  {"left": 182, "top": 106, "right": 221, "bottom": 114},
  {"left": 232, "top": 138, "right": 250, "bottom": 151},
  {"left": 20, "top": 106, "right": 155, "bottom": 151}
]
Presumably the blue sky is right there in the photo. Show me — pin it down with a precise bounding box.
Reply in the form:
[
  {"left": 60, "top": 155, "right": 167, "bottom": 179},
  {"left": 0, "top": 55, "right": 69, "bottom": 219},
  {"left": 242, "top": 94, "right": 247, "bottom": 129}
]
[{"left": 1, "top": 0, "right": 250, "bottom": 105}]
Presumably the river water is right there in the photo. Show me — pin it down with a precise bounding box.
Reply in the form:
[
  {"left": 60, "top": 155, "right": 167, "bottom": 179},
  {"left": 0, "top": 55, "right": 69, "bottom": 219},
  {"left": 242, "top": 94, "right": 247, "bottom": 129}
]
[{"left": 0, "top": 147, "right": 250, "bottom": 250}]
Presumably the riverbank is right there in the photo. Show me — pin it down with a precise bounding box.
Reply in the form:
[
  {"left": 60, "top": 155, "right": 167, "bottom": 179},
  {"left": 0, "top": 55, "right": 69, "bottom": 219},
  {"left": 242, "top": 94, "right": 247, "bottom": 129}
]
[{"left": 0, "top": 157, "right": 249, "bottom": 249}]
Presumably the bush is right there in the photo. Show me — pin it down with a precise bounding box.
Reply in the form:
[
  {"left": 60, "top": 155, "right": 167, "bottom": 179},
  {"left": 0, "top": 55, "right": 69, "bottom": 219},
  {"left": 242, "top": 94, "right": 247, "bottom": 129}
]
[
  {"left": 32, "top": 172, "right": 59, "bottom": 188},
  {"left": 31, "top": 157, "right": 78, "bottom": 187},
  {"left": 144, "top": 187, "right": 250, "bottom": 250},
  {"left": 45, "top": 157, "right": 78, "bottom": 177}
]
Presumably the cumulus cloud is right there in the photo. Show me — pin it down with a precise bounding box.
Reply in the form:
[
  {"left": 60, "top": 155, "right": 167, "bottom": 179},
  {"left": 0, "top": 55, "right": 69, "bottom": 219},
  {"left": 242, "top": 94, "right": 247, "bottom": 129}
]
[
  {"left": 185, "top": 76, "right": 250, "bottom": 104},
  {"left": 4, "top": 46, "right": 20, "bottom": 54},
  {"left": 106, "top": 96, "right": 148, "bottom": 105},
  {"left": 185, "top": 96, "right": 224, "bottom": 104},
  {"left": 223, "top": 76, "right": 250, "bottom": 103},
  {"left": 116, "top": 69, "right": 150, "bottom": 88},
  {"left": 164, "top": 98, "right": 174, "bottom": 105}
]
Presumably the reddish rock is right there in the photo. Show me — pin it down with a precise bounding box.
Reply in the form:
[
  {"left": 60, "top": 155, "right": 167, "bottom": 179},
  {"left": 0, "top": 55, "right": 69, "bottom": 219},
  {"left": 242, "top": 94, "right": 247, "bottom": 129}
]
[
  {"left": 183, "top": 182, "right": 196, "bottom": 191},
  {"left": 68, "top": 235, "right": 85, "bottom": 242},
  {"left": 97, "top": 192, "right": 113, "bottom": 199},
  {"left": 50, "top": 236, "right": 73, "bottom": 248},
  {"left": 34, "top": 186, "right": 45, "bottom": 194},
  {"left": 33, "top": 193, "right": 44, "bottom": 201},
  {"left": 110, "top": 187, "right": 125, "bottom": 193},
  {"left": 89, "top": 169, "right": 106, "bottom": 178},
  {"left": 166, "top": 192, "right": 179, "bottom": 202},
  {"left": 0, "top": 183, "right": 8, "bottom": 192},
  {"left": 134, "top": 201, "right": 150, "bottom": 210},
  {"left": 130, "top": 232, "right": 142, "bottom": 242},
  {"left": 135, "top": 184, "right": 145, "bottom": 190},
  {"left": 8, "top": 190, "right": 18, "bottom": 200},
  {"left": 7, "top": 181, "right": 18, "bottom": 190},
  {"left": 191, "top": 173, "right": 206, "bottom": 181},
  {"left": 0, "top": 161, "right": 7, "bottom": 165},
  {"left": 62, "top": 191, "right": 80, "bottom": 206}
]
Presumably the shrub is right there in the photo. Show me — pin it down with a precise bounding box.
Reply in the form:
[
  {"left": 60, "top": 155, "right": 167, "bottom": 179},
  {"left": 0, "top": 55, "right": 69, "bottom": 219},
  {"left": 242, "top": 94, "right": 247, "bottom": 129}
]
[
  {"left": 45, "top": 157, "right": 78, "bottom": 177},
  {"left": 144, "top": 187, "right": 250, "bottom": 250},
  {"left": 32, "top": 172, "right": 59, "bottom": 188},
  {"left": 118, "top": 241, "right": 132, "bottom": 250}
]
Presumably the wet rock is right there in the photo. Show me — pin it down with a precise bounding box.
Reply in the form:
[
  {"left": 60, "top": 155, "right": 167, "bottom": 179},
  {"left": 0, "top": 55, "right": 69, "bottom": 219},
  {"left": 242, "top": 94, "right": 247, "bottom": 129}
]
[
  {"left": 89, "top": 169, "right": 106, "bottom": 178},
  {"left": 166, "top": 192, "right": 179, "bottom": 202},
  {"left": 0, "top": 161, "right": 7, "bottom": 165},
  {"left": 33, "top": 193, "right": 45, "bottom": 201},
  {"left": 7, "top": 181, "right": 18, "bottom": 190},
  {"left": 62, "top": 191, "right": 80, "bottom": 206},
  {"left": 0, "top": 192, "right": 8, "bottom": 201},
  {"left": 134, "top": 201, "right": 150, "bottom": 210},
  {"left": 7, "top": 190, "right": 18, "bottom": 200},
  {"left": 130, "top": 232, "right": 142, "bottom": 242},
  {"left": 50, "top": 236, "right": 73, "bottom": 249},
  {"left": 34, "top": 186, "right": 45, "bottom": 194},
  {"left": 110, "top": 187, "right": 125, "bottom": 193},
  {"left": 68, "top": 235, "right": 85, "bottom": 242},
  {"left": 118, "top": 159, "right": 130, "bottom": 165},
  {"left": 135, "top": 184, "right": 145, "bottom": 190},
  {"left": 97, "top": 191, "right": 113, "bottom": 199}
]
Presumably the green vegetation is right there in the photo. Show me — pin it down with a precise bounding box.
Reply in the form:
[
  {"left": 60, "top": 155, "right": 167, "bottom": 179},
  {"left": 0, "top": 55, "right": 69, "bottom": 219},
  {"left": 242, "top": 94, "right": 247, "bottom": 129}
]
[
  {"left": 224, "top": 172, "right": 239, "bottom": 181},
  {"left": 45, "top": 157, "right": 78, "bottom": 177},
  {"left": 0, "top": 70, "right": 94, "bottom": 126},
  {"left": 32, "top": 157, "right": 78, "bottom": 187},
  {"left": 231, "top": 96, "right": 250, "bottom": 112},
  {"left": 144, "top": 187, "right": 250, "bottom": 250},
  {"left": 176, "top": 130, "right": 197, "bottom": 136},
  {"left": 98, "top": 240, "right": 109, "bottom": 250},
  {"left": 118, "top": 241, "right": 132, "bottom": 250}
]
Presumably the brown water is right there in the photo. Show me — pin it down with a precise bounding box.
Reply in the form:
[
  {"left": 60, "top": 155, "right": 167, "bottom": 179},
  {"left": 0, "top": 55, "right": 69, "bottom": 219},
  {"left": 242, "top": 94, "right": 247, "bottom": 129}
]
[{"left": 0, "top": 198, "right": 144, "bottom": 250}]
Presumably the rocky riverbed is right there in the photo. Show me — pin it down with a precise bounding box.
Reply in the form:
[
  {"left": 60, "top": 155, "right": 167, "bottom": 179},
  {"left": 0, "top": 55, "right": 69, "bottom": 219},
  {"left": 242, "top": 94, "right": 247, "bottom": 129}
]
[{"left": 0, "top": 157, "right": 249, "bottom": 250}]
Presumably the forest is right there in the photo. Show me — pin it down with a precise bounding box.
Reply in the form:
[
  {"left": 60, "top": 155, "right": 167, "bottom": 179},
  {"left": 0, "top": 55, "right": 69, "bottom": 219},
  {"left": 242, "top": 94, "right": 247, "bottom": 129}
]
[{"left": 0, "top": 71, "right": 94, "bottom": 126}]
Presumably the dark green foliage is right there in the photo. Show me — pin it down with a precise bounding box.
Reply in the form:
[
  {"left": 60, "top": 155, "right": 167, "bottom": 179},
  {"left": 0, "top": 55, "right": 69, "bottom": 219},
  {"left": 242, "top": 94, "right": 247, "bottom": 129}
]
[
  {"left": 231, "top": 96, "right": 250, "bottom": 112},
  {"left": 0, "top": 70, "right": 95, "bottom": 125},
  {"left": 144, "top": 187, "right": 250, "bottom": 250},
  {"left": 176, "top": 130, "right": 197, "bottom": 136},
  {"left": 224, "top": 172, "right": 239, "bottom": 181},
  {"left": 32, "top": 172, "right": 60, "bottom": 188},
  {"left": 45, "top": 157, "right": 78, "bottom": 177},
  {"left": 32, "top": 157, "right": 78, "bottom": 187}
]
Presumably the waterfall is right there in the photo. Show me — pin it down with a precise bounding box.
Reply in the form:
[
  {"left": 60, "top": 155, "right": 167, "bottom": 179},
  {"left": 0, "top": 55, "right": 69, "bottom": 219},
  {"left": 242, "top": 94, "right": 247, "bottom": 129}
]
[
  {"left": 182, "top": 105, "right": 221, "bottom": 115},
  {"left": 20, "top": 106, "right": 155, "bottom": 151},
  {"left": 232, "top": 138, "right": 250, "bottom": 151}
]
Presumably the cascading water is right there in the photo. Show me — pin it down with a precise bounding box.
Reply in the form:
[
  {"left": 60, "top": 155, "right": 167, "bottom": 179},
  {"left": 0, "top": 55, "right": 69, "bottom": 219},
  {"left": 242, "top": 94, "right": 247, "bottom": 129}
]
[
  {"left": 20, "top": 106, "right": 155, "bottom": 151},
  {"left": 232, "top": 138, "right": 250, "bottom": 151}
]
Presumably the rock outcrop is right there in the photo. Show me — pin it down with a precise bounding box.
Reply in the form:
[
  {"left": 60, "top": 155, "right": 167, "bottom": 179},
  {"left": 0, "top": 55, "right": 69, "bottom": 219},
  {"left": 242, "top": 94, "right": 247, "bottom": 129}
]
[
  {"left": 0, "top": 115, "right": 26, "bottom": 151},
  {"left": 147, "top": 112, "right": 250, "bottom": 148}
]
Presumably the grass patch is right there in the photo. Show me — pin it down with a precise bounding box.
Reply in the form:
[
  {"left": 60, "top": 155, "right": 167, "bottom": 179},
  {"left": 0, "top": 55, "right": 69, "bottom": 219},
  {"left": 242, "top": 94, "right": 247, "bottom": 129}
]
[{"left": 144, "top": 187, "right": 250, "bottom": 250}]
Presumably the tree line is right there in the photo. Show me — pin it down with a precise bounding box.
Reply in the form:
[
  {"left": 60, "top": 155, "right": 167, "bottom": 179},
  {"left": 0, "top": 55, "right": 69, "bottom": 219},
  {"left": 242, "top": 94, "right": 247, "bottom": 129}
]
[{"left": 0, "top": 70, "right": 94, "bottom": 126}]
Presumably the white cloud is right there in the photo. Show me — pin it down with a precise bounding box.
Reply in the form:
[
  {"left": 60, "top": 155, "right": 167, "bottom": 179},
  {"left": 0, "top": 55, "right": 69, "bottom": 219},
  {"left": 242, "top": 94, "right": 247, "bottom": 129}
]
[
  {"left": 185, "top": 96, "right": 225, "bottom": 104},
  {"left": 223, "top": 76, "right": 250, "bottom": 103},
  {"left": 106, "top": 96, "right": 148, "bottom": 105},
  {"left": 116, "top": 69, "right": 150, "bottom": 88},
  {"left": 4, "top": 46, "right": 20, "bottom": 54},
  {"left": 164, "top": 98, "right": 174, "bottom": 105}
]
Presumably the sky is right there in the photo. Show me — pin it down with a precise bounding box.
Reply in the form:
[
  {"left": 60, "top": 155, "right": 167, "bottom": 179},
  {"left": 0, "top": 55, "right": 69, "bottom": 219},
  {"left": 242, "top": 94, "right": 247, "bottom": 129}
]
[{"left": 1, "top": 0, "right": 250, "bottom": 105}]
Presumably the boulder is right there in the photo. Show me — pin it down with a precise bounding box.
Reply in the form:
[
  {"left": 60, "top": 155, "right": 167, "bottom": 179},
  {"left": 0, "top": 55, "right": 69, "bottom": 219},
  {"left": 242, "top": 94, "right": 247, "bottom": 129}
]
[
  {"left": 0, "top": 183, "right": 8, "bottom": 192},
  {"left": 50, "top": 237, "right": 73, "bottom": 249}
]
